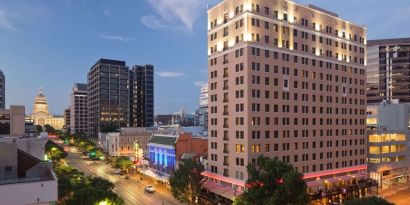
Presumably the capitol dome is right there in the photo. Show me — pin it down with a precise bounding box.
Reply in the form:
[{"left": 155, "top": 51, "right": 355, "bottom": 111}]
[{"left": 32, "top": 88, "right": 49, "bottom": 115}]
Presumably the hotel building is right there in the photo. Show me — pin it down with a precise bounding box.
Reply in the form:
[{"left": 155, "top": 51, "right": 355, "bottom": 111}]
[{"left": 206, "top": 0, "right": 371, "bottom": 202}]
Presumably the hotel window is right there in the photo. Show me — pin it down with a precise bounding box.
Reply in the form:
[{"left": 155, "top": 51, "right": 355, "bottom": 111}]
[
  {"left": 283, "top": 13, "right": 288, "bottom": 21},
  {"left": 252, "top": 144, "right": 260, "bottom": 153},
  {"left": 264, "top": 7, "right": 269, "bottom": 15},
  {"left": 265, "top": 144, "right": 270, "bottom": 152},
  {"left": 236, "top": 144, "right": 245, "bottom": 153}
]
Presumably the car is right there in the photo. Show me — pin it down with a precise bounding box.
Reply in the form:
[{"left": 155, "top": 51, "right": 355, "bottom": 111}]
[
  {"left": 144, "top": 185, "right": 155, "bottom": 193},
  {"left": 114, "top": 169, "right": 122, "bottom": 175}
]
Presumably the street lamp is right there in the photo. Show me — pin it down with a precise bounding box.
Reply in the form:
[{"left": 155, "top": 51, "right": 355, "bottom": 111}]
[{"left": 98, "top": 200, "right": 108, "bottom": 205}]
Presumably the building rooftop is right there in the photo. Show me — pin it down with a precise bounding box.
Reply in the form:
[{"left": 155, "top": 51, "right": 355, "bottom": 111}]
[
  {"left": 150, "top": 135, "right": 177, "bottom": 146},
  {"left": 74, "top": 83, "right": 87, "bottom": 91},
  {"left": 91, "top": 58, "right": 126, "bottom": 69},
  {"left": 368, "top": 38, "right": 410, "bottom": 46},
  {"left": 307, "top": 4, "right": 338, "bottom": 17}
]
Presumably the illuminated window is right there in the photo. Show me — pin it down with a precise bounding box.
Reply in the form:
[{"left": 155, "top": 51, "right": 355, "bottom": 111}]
[
  {"left": 252, "top": 144, "right": 260, "bottom": 153},
  {"left": 236, "top": 144, "right": 245, "bottom": 153},
  {"left": 369, "top": 146, "right": 379, "bottom": 154},
  {"left": 381, "top": 146, "right": 389, "bottom": 154}
]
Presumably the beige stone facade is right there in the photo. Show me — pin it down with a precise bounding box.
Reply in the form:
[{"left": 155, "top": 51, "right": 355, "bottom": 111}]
[
  {"left": 28, "top": 88, "right": 64, "bottom": 130},
  {"left": 0, "top": 105, "right": 25, "bottom": 137},
  {"left": 207, "top": 0, "right": 367, "bottom": 191}
]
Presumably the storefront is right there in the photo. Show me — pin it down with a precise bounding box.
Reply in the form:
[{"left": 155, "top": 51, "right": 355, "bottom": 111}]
[{"left": 308, "top": 175, "right": 378, "bottom": 205}]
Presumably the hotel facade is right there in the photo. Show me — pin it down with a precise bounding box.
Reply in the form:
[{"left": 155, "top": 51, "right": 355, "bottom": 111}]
[{"left": 206, "top": 0, "right": 372, "bottom": 202}]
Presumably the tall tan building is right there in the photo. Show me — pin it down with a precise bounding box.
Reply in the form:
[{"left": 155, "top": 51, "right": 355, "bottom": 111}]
[
  {"left": 205, "top": 0, "right": 370, "bottom": 202},
  {"left": 28, "top": 88, "right": 64, "bottom": 130}
]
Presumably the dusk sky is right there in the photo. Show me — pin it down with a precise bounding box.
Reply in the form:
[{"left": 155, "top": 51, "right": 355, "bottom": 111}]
[{"left": 0, "top": 0, "right": 409, "bottom": 115}]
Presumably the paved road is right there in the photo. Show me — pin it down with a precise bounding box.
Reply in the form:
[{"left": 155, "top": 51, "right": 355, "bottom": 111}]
[
  {"left": 64, "top": 145, "right": 183, "bottom": 205},
  {"left": 385, "top": 188, "right": 410, "bottom": 205}
]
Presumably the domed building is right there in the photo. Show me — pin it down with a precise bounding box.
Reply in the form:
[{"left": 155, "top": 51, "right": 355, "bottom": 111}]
[{"left": 28, "top": 88, "right": 64, "bottom": 129}]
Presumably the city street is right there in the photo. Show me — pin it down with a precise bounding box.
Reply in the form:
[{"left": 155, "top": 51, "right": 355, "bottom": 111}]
[
  {"left": 63, "top": 145, "right": 184, "bottom": 205},
  {"left": 385, "top": 187, "right": 410, "bottom": 205}
]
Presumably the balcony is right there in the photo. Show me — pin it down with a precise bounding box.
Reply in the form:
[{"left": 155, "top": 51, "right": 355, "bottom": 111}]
[
  {"left": 223, "top": 124, "right": 229, "bottom": 128},
  {"left": 223, "top": 162, "right": 229, "bottom": 166},
  {"left": 223, "top": 136, "right": 229, "bottom": 141},
  {"left": 223, "top": 111, "right": 229, "bottom": 115},
  {"left": 223, "top": 99, "right": 229, "bottom": 103},
  {"left": 223, "top": 86, "right": 229, "bottom": 90},
  {"left": 223, "top": 149, "right": 229, "bottom": 154}
]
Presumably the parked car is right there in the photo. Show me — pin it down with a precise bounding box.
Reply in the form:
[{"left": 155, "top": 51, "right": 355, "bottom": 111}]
[
  {"left": 114, "top": 169, "right": 122, "bottom": 175},
  {"left": 144, "top": 185, "right": 155, "bottom": 193}
]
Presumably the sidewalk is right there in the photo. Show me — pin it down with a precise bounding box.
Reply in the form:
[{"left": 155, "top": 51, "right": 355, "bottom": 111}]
[{"left": 380, "top": 183, "right": 410, "bottom": 197}]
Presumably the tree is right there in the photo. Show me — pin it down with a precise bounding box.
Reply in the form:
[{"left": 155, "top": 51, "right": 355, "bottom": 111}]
[
  {"left": 344, "top": 196, "right": 394, "bottom": 205},
  {"left": 44, "top": 124, "right": 56, "bottom": 133},
  {"left": 45, "top": 140, "right": 67, "bottom": 161},
  {"left": 36, "top": 125, "right": 43, "bottom": 135},
  {"left": 115, "top": 156, "right": 133, "bottom": 176},
  {"left": 240, "top": 156, "right": 309, "bottom": 205},
  {"left": 169, "top": 159, "right": 204, "bottom": 203},
  {"left": 54, "top": 163, "right": 124, "bottom": 205}
]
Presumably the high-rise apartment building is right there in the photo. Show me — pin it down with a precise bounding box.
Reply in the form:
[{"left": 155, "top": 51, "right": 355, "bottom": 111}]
[
  {"left": 367, "top": 38, "right": 410, "bottom": 105},
  {"left": 64, "top": 108, "right": 70, "bottom": 130},
  {"left": 205, "top": 0, "right": 369, "bottom": 201},
  {"left": 0, "top": 70, "right": 5, "bottom": 109},
  {"left": 130, "top": 65, "right": 154, "bottom": 127},
  {"left": 195, "top": 84, "right": 209, "bottom": 128},
  {"left": 70, "top": 83, "right": 88, "bottom": 134},
  {"left": 87, "top": 59, "right": 130, "bottom": 138}
]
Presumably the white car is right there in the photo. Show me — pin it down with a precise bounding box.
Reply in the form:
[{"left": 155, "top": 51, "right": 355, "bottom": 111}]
[
  {"left": 144, "top": 185, "right": 156, "bottom": 193},
  {"left": 114, "top": 169, "right": 122, "bottom": 175}
]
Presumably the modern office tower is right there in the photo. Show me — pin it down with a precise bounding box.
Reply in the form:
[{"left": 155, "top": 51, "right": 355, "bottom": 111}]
[
  {"left": 367, "top": 38, "right": 410, "bottom": 105},
  {"left": 195, "top": 84, "right": 209, "bottom": 128},
  {"left": 130, "top": 65, "right": 154, "bottom": 127},
  {"left": 87, "top": 59, "right": 130, "bottom": 138},
  {"left": 205, "top": 0, "right": 369, "bottom": 201},
  {"left": 0, "top": 70, "right": 4, "bottom": 109},
  {"left": 70, "top": 83, "right": 88, "bottom": 134}
]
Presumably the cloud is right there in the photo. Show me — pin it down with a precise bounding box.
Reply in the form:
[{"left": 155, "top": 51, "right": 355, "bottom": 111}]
[
  {"left": 193, "top": 81, "right": 206, "bottom": 87},
  {"left": 140, "top": 15, "right": 167, "bottom": 29},
  {"left": 98, "top": 35, "right": 134, "bottom": 42},
  {"left": 102, "top": 9, "right": 111, "bottom": 17},
  {"left": 157, "top": 71, "right": 185, "bottom": 78},
  {"left": 142, "top": 0, "right": 215, "bottom": 31},
  {"left": 0, "top": 10, "right": 15, "bottom": 31}
]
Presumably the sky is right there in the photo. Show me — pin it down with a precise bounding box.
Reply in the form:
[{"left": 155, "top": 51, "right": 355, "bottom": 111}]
[{"left": 0, "top": 0, "right": 409, "bottom": 115}]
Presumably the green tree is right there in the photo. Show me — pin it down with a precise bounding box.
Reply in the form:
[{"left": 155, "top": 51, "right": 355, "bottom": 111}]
[
  {"left": 240, "top": 156, "right": 309, "bottom": 205},
  {"left": 45, "top": 140, "right": 67, "bottom": 161},
  {"left": 344, "top": 196, "right": 394, "bottom": 205},
  {"left": 169, "top": 159, "right": 204, "bottom": 203},
  {"left": 36, "top": 125, "right": 43, "bottom": 135},
  {"left": 115, "top": 156, "right": 133, "bottom": 177},
  {"left": 44, "top": 124, "right": 56, "bottom": 133},
  {"left": 54, "top": 163, "right": 124, "bottom": 205}
]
